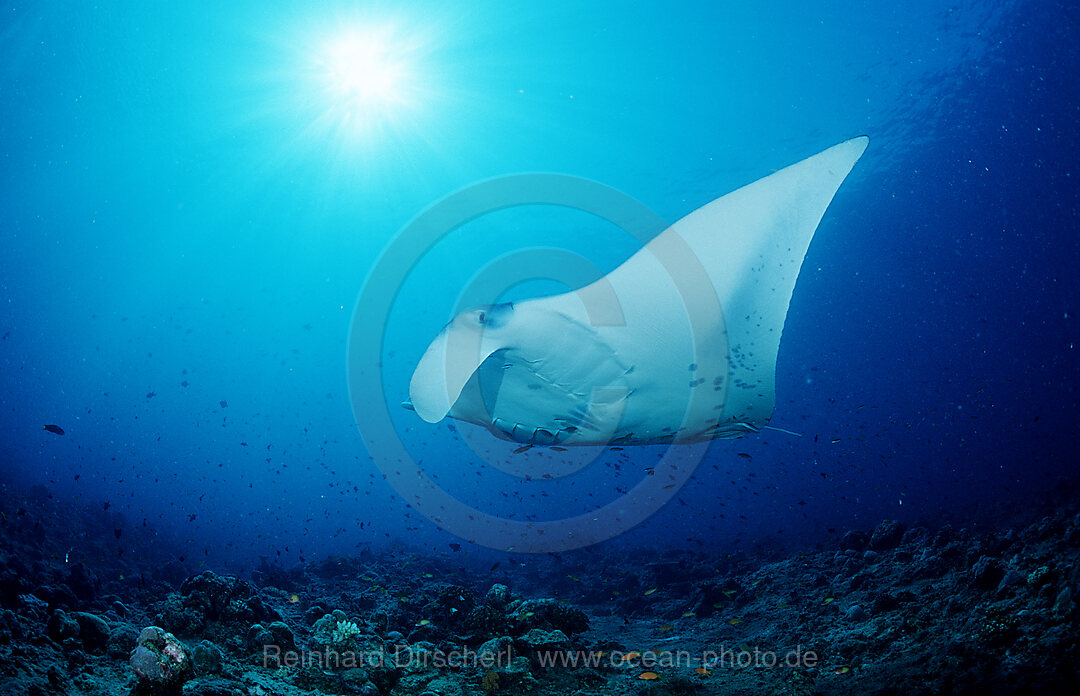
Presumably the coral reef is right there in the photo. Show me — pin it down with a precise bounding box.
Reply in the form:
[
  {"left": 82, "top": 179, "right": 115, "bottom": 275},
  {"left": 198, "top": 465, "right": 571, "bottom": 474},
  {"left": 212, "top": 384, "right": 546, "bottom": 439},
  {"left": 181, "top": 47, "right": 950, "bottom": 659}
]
[{"left": 0, "top": 478, "right": 1078, "bottom": 695}]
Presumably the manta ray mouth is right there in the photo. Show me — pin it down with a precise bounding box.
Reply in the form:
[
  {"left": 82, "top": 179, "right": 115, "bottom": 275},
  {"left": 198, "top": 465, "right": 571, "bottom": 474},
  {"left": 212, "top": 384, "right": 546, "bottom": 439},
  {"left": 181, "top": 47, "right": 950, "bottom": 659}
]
[{"left": 450, "top": 316, "right": 635, "bottom": 444}]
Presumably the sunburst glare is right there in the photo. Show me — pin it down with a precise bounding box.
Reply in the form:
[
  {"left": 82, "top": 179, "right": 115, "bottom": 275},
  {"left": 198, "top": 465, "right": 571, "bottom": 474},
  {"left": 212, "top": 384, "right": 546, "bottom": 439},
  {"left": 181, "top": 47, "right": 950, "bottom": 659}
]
[{"left": 316, "top": 30, "right": 412, "bottom": 131}]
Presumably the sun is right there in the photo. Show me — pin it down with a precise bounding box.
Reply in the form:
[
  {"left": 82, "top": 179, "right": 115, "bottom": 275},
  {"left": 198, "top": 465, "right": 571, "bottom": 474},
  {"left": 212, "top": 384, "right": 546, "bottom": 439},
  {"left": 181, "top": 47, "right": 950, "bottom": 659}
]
[
  {"left": 323, "top": 35, "right": 404, "bottom": 106},
  {"left": 312, "top": 27, "right": 418, "bottom": 136},
  {"left": 249, "top": 12, "right": 450, "bottom": 169}
]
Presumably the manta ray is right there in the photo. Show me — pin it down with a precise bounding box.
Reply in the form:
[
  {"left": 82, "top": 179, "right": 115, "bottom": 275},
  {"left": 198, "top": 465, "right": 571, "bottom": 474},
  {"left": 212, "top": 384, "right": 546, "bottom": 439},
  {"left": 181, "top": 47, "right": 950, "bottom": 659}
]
[{"left": 407, "top": 137, "right": 868, "bottom": 446}]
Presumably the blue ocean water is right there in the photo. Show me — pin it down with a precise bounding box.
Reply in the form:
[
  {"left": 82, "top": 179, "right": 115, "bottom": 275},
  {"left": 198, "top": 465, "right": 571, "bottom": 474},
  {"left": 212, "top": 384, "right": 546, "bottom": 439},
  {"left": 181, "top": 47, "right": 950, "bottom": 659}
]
[{"left": 1, "top": 0, "right": 1076, "bottom": 568}]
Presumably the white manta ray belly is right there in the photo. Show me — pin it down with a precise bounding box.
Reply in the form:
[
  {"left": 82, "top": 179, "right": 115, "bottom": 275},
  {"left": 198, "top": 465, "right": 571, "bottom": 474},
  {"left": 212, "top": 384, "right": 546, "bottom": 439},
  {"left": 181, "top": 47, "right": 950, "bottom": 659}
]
[{"left": 408, "top": 137, "right": 868, "bottom": 446}]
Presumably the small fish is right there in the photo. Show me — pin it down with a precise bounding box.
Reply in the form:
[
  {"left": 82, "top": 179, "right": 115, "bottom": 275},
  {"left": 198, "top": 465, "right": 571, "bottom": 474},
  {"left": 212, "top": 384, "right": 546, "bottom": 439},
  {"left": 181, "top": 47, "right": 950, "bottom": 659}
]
[
  {"left": 823, "top": 597, "right": 834, "bottom": 604},
  {"left": 42, "top": 424, "right": 65, "bottom": 435},
  {"left": 448, "top": 543, "right": 461, "bottom": 552},
  {"left": 550, "top": 446, "right": 567, "bottom": 451},
  {"left": 638, "top": 672, "right": 659, "bottom": 681},
  {"left": 417, "top": 619, "right": 430, "bottom": 626},
  {"left": 681, "top": 611, "right": 695, "bottom": 618},
  {"left": 737, "top": 452, "right": 752, "bottom": 459},
  {"left": 694, "top": 667, "right": 712, "bottom": 676},
  {"left": 513, "top": 444, "right": 533, "bottom": 453},
  {"left": 622, "top": 652, "right": 641, "bottom": 662},
  {"left": 728, "top": 618, "right": 742, "bottom": 625},
  {"left": 289, "top": 594, "right": 300, "bottom": 603},
  {"left": 658, "top": 624, "right": 674, "bottom": 632},
  {"left": 219, "top": 400, "right": 228, "bottom": 408},
  {"left": 644, "top": 588, "right": 658, "bottom": 596},
  {"left": 834, "top": 666, "right": 851, "bottom": 675}
]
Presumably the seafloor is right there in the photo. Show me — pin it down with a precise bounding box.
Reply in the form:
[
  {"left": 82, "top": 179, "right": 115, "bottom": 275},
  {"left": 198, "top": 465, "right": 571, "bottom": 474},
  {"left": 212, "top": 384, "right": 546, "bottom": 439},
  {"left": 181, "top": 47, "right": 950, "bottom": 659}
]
[{"left": 1, "top": 478, "right": 1077, "bottom": 696}]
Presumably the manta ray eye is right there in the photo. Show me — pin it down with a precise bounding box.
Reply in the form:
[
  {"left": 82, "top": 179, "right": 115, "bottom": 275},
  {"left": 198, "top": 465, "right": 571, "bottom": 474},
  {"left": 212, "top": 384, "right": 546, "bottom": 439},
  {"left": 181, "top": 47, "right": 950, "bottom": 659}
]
[{"left": 475, "top": 302, "right": 513, "bottom": 328}]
